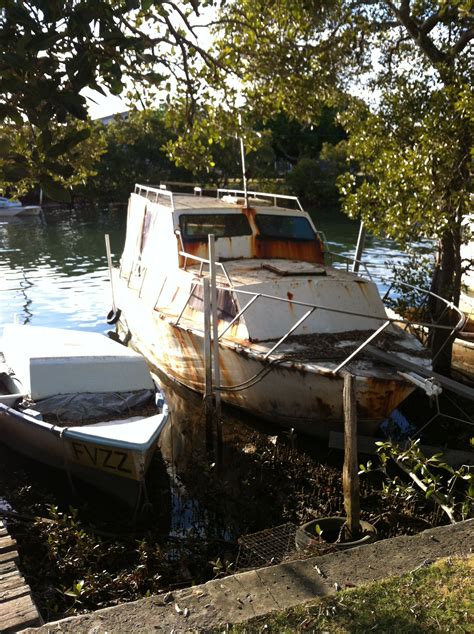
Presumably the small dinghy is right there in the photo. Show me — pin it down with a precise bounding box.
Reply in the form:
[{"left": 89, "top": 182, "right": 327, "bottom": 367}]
[
  {"left": 0, "top": 325, "right": 169, "bottom": 509},
  {"left": 0, "top": 197, "right": 41, "bottom": 217}
]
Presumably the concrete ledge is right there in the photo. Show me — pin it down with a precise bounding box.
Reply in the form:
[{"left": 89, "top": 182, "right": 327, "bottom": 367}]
[{"left": 27, "top": 519, "right": 473, "bottom": 633}]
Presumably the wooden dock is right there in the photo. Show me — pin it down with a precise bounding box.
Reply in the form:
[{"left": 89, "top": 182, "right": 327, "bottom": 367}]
[{"left": 0, "top": 519, "right": 42, "bottom": 632}]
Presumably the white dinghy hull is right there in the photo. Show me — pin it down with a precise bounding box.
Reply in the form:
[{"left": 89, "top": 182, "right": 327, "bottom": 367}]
[{"left": 0, "top": 325, "right": 169, "bottom": 507}]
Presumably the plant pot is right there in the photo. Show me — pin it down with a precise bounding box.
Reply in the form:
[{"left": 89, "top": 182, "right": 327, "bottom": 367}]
[{"left": 295, "top": 516, "right": 377, "bottom": 551}]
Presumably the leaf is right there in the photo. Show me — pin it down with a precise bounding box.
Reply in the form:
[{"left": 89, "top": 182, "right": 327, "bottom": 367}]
[
  {"left": 56, "top": 92, "right": 88, "bottom": 120},
  {"left": 72, "top": 59, "right": 96, "bottom": 90},
  {"left": 47, "top": 128, "right": 91, "bottom": 158},
  {"left": 44, "top": 160, "right": 75, "bottom": 178},
  {"left": 3, "top": 162, "right": 31, "bottom": 180},
  {"left": 40, "top": 176, "right": 71, "bottom": 203},
  {"left": 28, "top": 32, "right": 62, "bottom": 52},
  {"left": 39, "top": 129, "right": 53, "bottom": 150},
  {"left": 108, "top": 78, "right": 123, "bottom": 96}
]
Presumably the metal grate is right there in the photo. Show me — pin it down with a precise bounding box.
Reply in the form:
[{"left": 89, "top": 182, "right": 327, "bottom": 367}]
[{"left": 235, "top": 523, "right": 298, "bottom": 570}]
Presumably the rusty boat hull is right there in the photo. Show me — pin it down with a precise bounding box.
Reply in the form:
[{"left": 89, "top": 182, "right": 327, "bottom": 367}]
[
  {"left": 111, "top": 185, "right": 439, "bottom": 438},
  {"left": 115, "top": 282, "right": 414, "bottom": 437}
]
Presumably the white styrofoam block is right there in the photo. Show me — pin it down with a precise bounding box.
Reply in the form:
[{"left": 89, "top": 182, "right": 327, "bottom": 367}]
[{"left": 2, "top": 325, "right": 154, "bottom": 399}]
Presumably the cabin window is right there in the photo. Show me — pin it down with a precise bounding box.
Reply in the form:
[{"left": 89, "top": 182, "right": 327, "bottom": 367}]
[
  {"left": 255, "top": 214, "right": 316, "bottom": 240},
  {"left": 180, "top": 214, "right": 252, "bottom": 239}
]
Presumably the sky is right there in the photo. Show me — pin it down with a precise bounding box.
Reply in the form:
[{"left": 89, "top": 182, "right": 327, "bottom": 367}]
[
  {"left": 84, "top": 88, "right": 129, "bottom": 121},
  {"left": 84, "top": 4, "right": 216, "bottom": 121}
]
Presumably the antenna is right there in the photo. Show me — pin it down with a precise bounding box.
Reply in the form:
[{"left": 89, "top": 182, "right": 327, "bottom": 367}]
[{"left": 238, "top": 113, "right": 248, "bottom": 207}]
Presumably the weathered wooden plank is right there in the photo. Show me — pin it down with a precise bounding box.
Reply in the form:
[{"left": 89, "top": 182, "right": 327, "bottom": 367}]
[
  {"left": 0, "top": 519, "right": 43, "bottom": 631},
  {"left": 329, "top": 432, "right": 474, "bottom": 467},
  {"left": 366, "top": 344, "right": 474, "bottom": 401},
  {"left": 0, "top": 559, "right": 18, "bottom": 576},
  {"left": 0, "top": 593, "right": 42, "bottom": 632},
  {"left": 0, "top": 550, "right": 18, "bottom": 566},
  {"left": 0, "top": 581, "right": 31, "bottom": 603},
  {"left": 343, "top": 373, "right": 361, "bottom": 538},
  {"left": 0, "top": 571, "right": 27, "bottom": 595},
  {"left": 0, "top": 536, "right": 17, "bottom": 553}
]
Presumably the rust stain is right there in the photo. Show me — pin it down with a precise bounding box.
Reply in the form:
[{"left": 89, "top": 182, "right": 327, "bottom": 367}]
[
  {"left": 254, "top": 238, "right": 324, "bottom": 263},
  {"left": 181, "top": 240, "right": 209, "bottom": 261},
  {"left": 181, "top": 206, "right": 325, "bottom": 265},
  {"left": 315, "top": 397, "right": 333, "bottom": 419},
  {"left": 356, "top": 378, "right": 411, "bottom": 421}
]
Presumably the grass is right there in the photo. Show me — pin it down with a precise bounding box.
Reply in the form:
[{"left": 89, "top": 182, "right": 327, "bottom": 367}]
[{"left": 230, "top": 556, "right": 473, "bottom": 633}]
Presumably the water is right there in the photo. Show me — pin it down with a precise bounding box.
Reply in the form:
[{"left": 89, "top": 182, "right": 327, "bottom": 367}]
[{"left": 0, "top": 206, "right": 126, "bottom": 335}]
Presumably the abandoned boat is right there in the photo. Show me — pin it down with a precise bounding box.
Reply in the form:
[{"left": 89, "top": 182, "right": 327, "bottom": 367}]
[
  {"left": 0, "top": 324, "right": 169, "bottom": 507},
  {"left": 110, "top": 184, "right": 462, "bottom": 437}
]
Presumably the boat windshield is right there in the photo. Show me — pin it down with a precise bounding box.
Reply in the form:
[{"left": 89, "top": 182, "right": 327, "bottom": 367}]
[
  {"left": 255, "top": 214, "right": 316, "bottom": 240},
  {"left": 180, "top": 214, "right": 252, "bottom": 239}
]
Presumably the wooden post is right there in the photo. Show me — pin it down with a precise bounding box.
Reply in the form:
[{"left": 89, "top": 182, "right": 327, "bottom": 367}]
[
  {"left": 203, "top": 278, "right": 214, "bottom": 455},
  {"left": 208, "top": 235, "right": 223, "bottom": 470},
  {"left": 343, "top": 373, "right": 361, "bottom": 538}
]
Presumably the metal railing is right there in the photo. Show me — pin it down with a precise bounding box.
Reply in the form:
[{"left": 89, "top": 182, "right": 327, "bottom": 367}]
[
  {"left": 166, "top": 246, "right": 466, "bottom": 375},
  {"left": 134, "top": 183, "right": 305, "bottom": 213},
  {"left": 323, "top": 249, "right": 375, "bottom": 281},
  {"left": 134, "top": 184, "right": 175, "bottom": 209},
  {"left": 217, "top": 188, "right": 304, "bottom": 212}
]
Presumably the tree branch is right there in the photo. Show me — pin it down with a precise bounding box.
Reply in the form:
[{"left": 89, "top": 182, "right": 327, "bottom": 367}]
[
  {"left": 450, "top": 27, "right": 474, "bottom": 57},
  {"left": 385, "top": 0, "right": 447, "bottom": 65},
  {"left": 420, "top": 11, "right": 440, "bottom": 34}
]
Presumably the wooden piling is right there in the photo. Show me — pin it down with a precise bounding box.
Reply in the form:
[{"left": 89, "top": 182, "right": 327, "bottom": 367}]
[
  {"left": 203, "top": 278, "right": 214, "bottom": 454},
  {"left": 343, "top": 373, "right": 361, "bottom": 538},
  {"left": 208, "top": 234, "right": 223, "bottom": 470}
]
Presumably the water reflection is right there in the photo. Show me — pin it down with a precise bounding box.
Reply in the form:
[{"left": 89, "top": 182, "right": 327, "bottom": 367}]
[{"left": 0, "top": 207, "right": 126, "bottom": 335}]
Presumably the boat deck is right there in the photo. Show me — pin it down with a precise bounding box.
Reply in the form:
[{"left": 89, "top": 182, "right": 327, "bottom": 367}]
[
  {"left": 0, "top": 519, "right": 42, "bottom": 632},
  {"left": 187, "top": 259, "right": 367, "bottom": 287}
]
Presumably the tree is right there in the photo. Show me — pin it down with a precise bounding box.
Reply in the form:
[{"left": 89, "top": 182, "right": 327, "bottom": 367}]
[
  {"left": 0, "top": 118, "right": 106, "bottom": 200},
  {"left": 0, "top": 0, "right": 210, "bottom": 198},
  {"left": 80, "top": 108, "right": 193, "bottom": 202},
  {"left": 191, "top": 0, "right": 473, "bottom": 372}
]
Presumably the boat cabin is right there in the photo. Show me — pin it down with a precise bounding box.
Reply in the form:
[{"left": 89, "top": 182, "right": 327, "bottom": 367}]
[{"left": 119, "top": 185, "right": 389, "bottom": 342}]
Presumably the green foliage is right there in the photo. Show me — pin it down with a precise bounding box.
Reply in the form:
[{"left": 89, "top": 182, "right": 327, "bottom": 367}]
[
  {"left": 383, "top": 248, "right": 436, "bottom": 320},
  {"left": 0, "top": 0, "right": 208, "bottom": 196},
  {"left": 286, "top": 158, "right": 322, "bottom": 204},
  {"left": 338, "top": 82, "right": 472, "bottom": 246},
  {"left": 33, "top": 504, "right": 172, "bottom": 618},
  {"left": 0, "top": 118, "right": 106, "bottom": 200},
  {"left": 81, "top": 109, "right": 192, "bottom": 201},
  {"left": 364, "top": 440, "right": 474, "bottom": 524}
]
